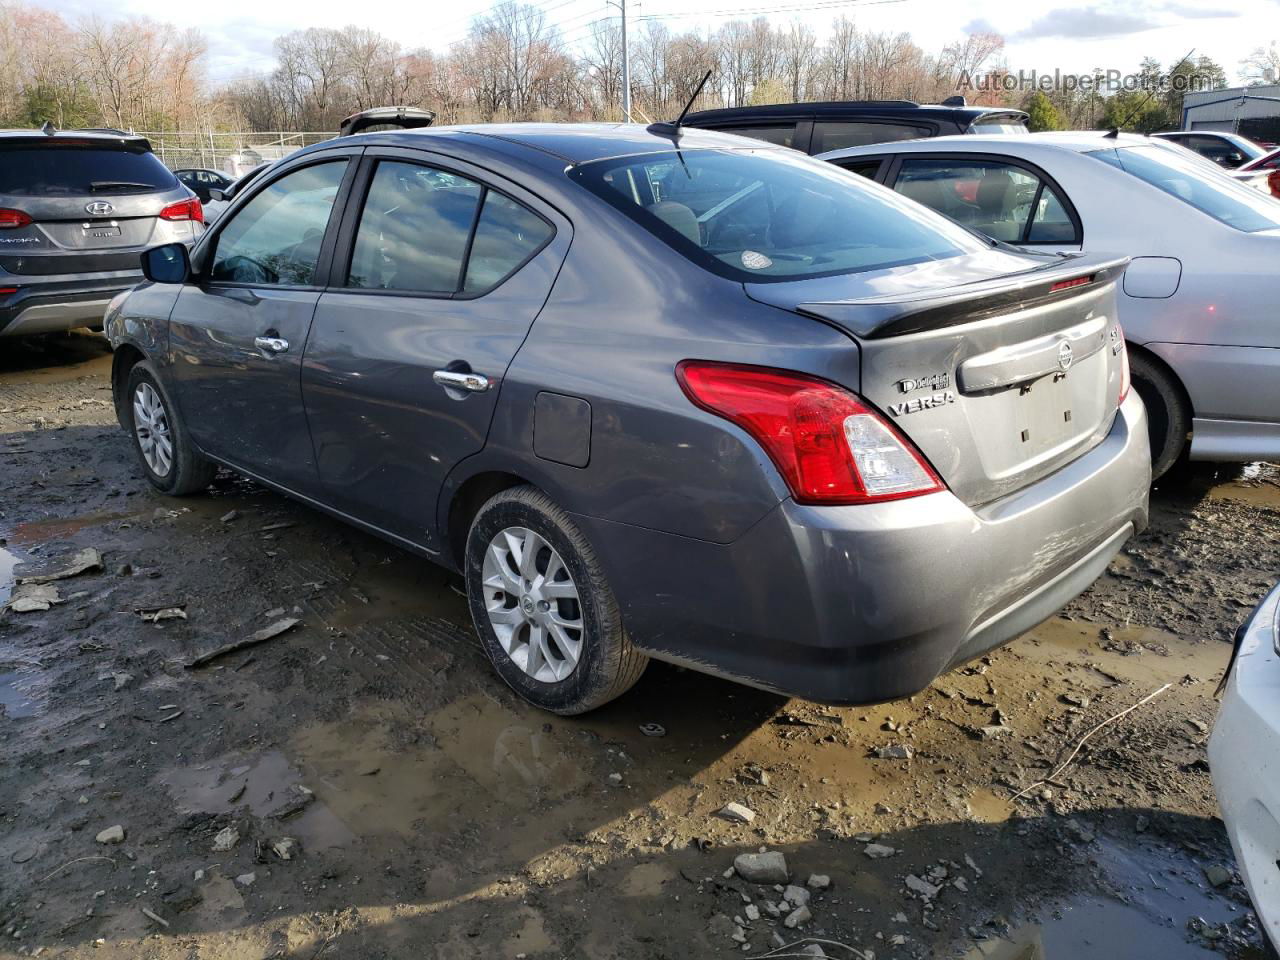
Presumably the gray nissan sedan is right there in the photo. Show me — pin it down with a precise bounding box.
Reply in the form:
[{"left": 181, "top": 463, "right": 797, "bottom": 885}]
[{"left": 105, "top": 123, "right": 1150, "bottom": 714}]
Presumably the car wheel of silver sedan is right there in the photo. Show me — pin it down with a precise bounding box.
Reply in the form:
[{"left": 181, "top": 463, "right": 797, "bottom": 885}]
[
  {"left": 466, "top": 485, "right": 647, "bottom": 714},
  {"left": 122, "top": 361, "right": 218, "bottom": 496}
]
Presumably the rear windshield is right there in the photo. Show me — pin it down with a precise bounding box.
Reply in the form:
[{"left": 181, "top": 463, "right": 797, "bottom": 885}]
[
  {"left": 0, "top": 144, "right": 178, "bottom": 197},
  {"left": 569, "top": 148, "right": 985, "bottom": 282},
  {"left": 1088, "top": 144, "right": 1280, "bottom": 233}
]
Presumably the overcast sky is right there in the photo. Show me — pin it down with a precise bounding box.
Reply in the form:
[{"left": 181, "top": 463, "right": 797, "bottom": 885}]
[{"left": 38, "top": 0, "right": 1279, "bottom": 89}]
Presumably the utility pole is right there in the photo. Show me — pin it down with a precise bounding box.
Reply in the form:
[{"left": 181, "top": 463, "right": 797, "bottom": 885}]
[{"left": 621, "top": 0, "right": 631, "bottom": 122}]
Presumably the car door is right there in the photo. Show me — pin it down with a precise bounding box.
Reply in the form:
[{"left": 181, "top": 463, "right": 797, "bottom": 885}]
[
  {"left": 886, "top": 153, "right": 1083, "bottom": 253},
  {"left": 168, "top": 151, "right": 359, "bottom": 493},
  {"left": 301, "top": 149, "right": 570, "bottom": 548}
]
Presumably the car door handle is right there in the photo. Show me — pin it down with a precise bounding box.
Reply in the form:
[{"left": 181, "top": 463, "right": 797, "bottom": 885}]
[
  {"left": 433, "top": 370, "right": 491, "bottom": 393},
  {"left": 254, "top": 336, "right": 289, "bottom": 354}
]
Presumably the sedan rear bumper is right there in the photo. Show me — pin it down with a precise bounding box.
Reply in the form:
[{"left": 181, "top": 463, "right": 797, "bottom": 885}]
[
  {"left": 1209, "top": 584, "right": 1280, "bottom": 954},
  {"left": 576, "top": 391, "right": 1150, "bottom": 704}
]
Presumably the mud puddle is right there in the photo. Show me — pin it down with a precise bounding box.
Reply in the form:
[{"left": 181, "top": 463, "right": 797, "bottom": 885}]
[
  {"left": 966, "top": 835, "right": 1243, "bottom": 959},
  {"left": 1206, "top": 461, "right": 1280, "bottom": 509},
  {"left": 158, "top": 749, "right": 356, "bottom": 851},
  {"left": 0, "top": 670, "right": 38, "bottom": 718},
  {"left": 0, "top": 539, "right": 16, "bottom": 605}
]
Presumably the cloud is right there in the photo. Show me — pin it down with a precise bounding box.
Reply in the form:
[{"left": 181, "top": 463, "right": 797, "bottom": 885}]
[
  {"left": 1159, "top": 2, "right": 1243, "bottom": 17},
  {"left": 1015, "top": 7, "right": 1153, "bottom": 41},
  {"left": 961, "top": 17, "right": 999, "bottom": 35}
]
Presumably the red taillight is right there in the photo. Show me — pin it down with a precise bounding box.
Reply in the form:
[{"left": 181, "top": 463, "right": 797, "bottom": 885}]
[
  {"left": 0, "top": 286, "right": 17, "bottom": 295},
  {"left": 158, "top": 198, "right": 204, "bottom": 223},
  {"left": 1049, "top": 275, "right": 1094, "bottom": 293},
  {"left": 1268, "top": 169, "right": 1280, "bottom": 199},
  {"left": 676, "top": 361, "right": 944, "bottom": 505},
  {"left": 1117, "top": 328, "right": 1131, "bottom": 404},
  {"left": 0, "top": 208, "right": 32, "bottom": 229}
]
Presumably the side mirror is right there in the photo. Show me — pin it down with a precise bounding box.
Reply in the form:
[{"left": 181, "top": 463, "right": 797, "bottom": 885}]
[
  {"left": 141, "top": 243, "right": 191, "bottom": 284},
  {"left": 208, "top": 188, "right": 226, "bottom": 203}
]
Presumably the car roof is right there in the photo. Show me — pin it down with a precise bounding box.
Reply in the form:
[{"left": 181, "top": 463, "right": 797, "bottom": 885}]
[
  {"left": 684, "top": 100, "right": 1028, "bottom": 125},
  {"left": 817, "top": 130, "right": 1155, "bottom": 159},
  {"left": 304, "top": 122, "right": 777, "bottom": 166}
]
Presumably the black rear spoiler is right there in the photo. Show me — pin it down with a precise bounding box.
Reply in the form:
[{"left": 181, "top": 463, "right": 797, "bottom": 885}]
[
  {"left": 338, "top": 106, "right": 435, "bottom": 137},
  {"left": 797, "top": 255, "right": 1129, "bottom": 339}
]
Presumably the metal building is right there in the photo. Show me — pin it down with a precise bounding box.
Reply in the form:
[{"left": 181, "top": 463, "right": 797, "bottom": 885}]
[{"left": 1182, "top": 84, "right": 1280, "bottom": 143}]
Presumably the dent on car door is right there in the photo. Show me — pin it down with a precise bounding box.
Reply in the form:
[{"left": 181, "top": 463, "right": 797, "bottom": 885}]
[
  {"left": 301, "top": 153, "right": 569, "bottom": 549},
  {"left": 167, "top": 155, "right": 357, "bottom": 492},
  {"left": 889, "top": 155, "right": 1083, "bottom": 251}
]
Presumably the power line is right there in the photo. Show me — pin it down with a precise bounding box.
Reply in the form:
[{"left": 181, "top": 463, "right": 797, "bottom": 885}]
[{"left": 637, "top": 0, "right": 905, "bottom": 20}]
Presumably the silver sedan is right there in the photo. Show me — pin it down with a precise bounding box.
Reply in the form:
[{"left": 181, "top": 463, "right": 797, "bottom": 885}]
[{"left": 818, "top": 132, "right": 1280, "bottom": 477}]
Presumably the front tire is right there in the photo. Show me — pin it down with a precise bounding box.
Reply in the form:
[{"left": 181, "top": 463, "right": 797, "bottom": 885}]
[
  {"left": 1129, "top": 351, "right": 1189, "bottom": 481},
  {"left": 123, "top": 361, "right": 217, "bottom": 496},
  {"left": 465, "top": 486, "right": 647, "bottom": 715}
]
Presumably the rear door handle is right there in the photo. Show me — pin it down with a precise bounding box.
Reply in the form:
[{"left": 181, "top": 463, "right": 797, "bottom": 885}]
[
  {"left": 433, "top": 369, "right": 491, "bottom": 393},
  {"left": 254, "top": 336, "right": 289, "bottom": 354}
]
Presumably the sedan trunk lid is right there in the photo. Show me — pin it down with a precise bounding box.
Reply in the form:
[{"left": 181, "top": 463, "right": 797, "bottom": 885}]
[{"left": 745, "top": 252, "right": 1130, "bottom": 507}]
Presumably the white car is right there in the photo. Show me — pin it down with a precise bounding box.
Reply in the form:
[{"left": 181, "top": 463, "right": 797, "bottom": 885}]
[
  {"left": 817, "top": 132, "right": 1280, "bottom": 477},
  {"left": 1210, "top": 582, "right": 1280, "bottom": 956}
]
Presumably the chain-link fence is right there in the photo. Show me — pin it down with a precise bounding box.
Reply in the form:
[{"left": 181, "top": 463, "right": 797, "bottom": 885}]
[{"left": 134, "top": 131, "right": 337, "bottom": 175}]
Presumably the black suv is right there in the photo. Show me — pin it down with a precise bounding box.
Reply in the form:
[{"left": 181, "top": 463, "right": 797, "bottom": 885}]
[{"left": 684, "top": 98, "right": 1030, "bottom": 154}]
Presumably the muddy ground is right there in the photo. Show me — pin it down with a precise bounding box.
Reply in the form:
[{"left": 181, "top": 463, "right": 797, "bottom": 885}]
[{"left": 1, "top": 331, "right": 1279, "bottom": 960}]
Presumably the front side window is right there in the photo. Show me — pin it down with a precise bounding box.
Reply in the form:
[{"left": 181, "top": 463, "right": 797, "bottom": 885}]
[
  {"left": 570, "top": 148, "right": 984, "bottom": 283},
  {"left": 893, "top": 157, "right": 1078, "bottom": 245},
  {"left": 210, "top": 160, "right": 347, "bottom": 286},
  {"left": 347, "top": 161, "right": 482, "bottom": 293},
  {"left": 810, "top": 121, "right": 931, "bottom": 154},
  {"left": 1089, "top": 145, "right": 1280, "bottom": 233}
]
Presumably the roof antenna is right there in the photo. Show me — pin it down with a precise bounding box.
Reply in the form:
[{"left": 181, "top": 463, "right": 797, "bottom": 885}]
[
  {"left": 40, "top": 120, "right": 56, "bottom": 136},
  {"left": 648, "top": 69, "right": 713, "bottom": 139},
  {"left": 1106, "top": 47, "right": 1194, "bottom": 138}
]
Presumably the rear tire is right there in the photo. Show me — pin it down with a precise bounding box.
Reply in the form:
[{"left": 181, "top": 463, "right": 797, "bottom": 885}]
[
  {"left": 123, "top": 361, "right": 217, "bottom": 496},
  {"left": 1129, "top": 351, "right": 1189, "bottom": 481},
  {"left": 465, "top": 485, "right": 647, "bottom": 715}
]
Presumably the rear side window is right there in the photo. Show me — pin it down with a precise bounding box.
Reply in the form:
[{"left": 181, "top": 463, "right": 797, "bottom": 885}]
[
  {"left": 810, "top": 121, "right": 930, "bottom": 154},
  {"left": 717, "top": 125, "right": 798, "bottom": 149},
  {"left": 1089, "top": 145, "right": 1280, "bottom": 233},
  {"left": 348, "top": 161, "right": 482, "bottom": 293},
  {"left": 0, "top": 145, "right": 178, "bottom": 196},
  {"left": 210, "top": 160, "right": 348, "bottom": 286},
  {"left": 892, "top": 157, "right": 1079, "bottom": 245},
  {"left": 570, "top": 148, "right": 984, "bottom": 283},
  {"left": 835, "top": 159, "right": 885, "bottom": 180},
  {"left": 463, "top": 192, "right": 554, "bottom": 293}
]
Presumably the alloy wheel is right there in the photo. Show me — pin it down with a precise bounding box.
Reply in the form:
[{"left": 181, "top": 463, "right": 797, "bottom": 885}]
[
  {"left": 132, "top": 381, "right": 173, "bottom": 478},
  {"left": 481, "top": 526, "right": 584, "bottom": 682}
]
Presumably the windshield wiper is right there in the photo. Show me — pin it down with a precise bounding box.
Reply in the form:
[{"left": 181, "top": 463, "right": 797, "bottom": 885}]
[{"left": 89, "top": 180, "right": 154, "bottom": 192}]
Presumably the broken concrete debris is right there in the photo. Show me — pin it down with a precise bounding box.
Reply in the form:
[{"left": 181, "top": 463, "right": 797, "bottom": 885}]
[
  {"left": 863, "top": 843, "right": 896, "bottom": 859},
  {"left": 806, "top": 873, "right": 830, "bottom": 890},
  {"left": 783, "top": 905, "right": 812, "bottom": 928},
  {"left": 17, "top": 547, "right": 103, "bottom": 584},
  {"left": 717, "top": 801, "right": 756, "bottom": 824},
  {"left": 733, "top": 851, "right": 788, "bottom": 884},
  {"left": 8, "top": 583, "right": 62, "bottom": 612},
  {"left": 211, "top": 826, "right": 240, "bottom": 852},
  {"left": 186, "top": 617, "right": 301, "bottom": 668},
  {"left": 95, "top": 824, "right": 125, "bottom": 844},
  {"left": 874, "top": 744, "right": 913, "bottom": 760}
]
